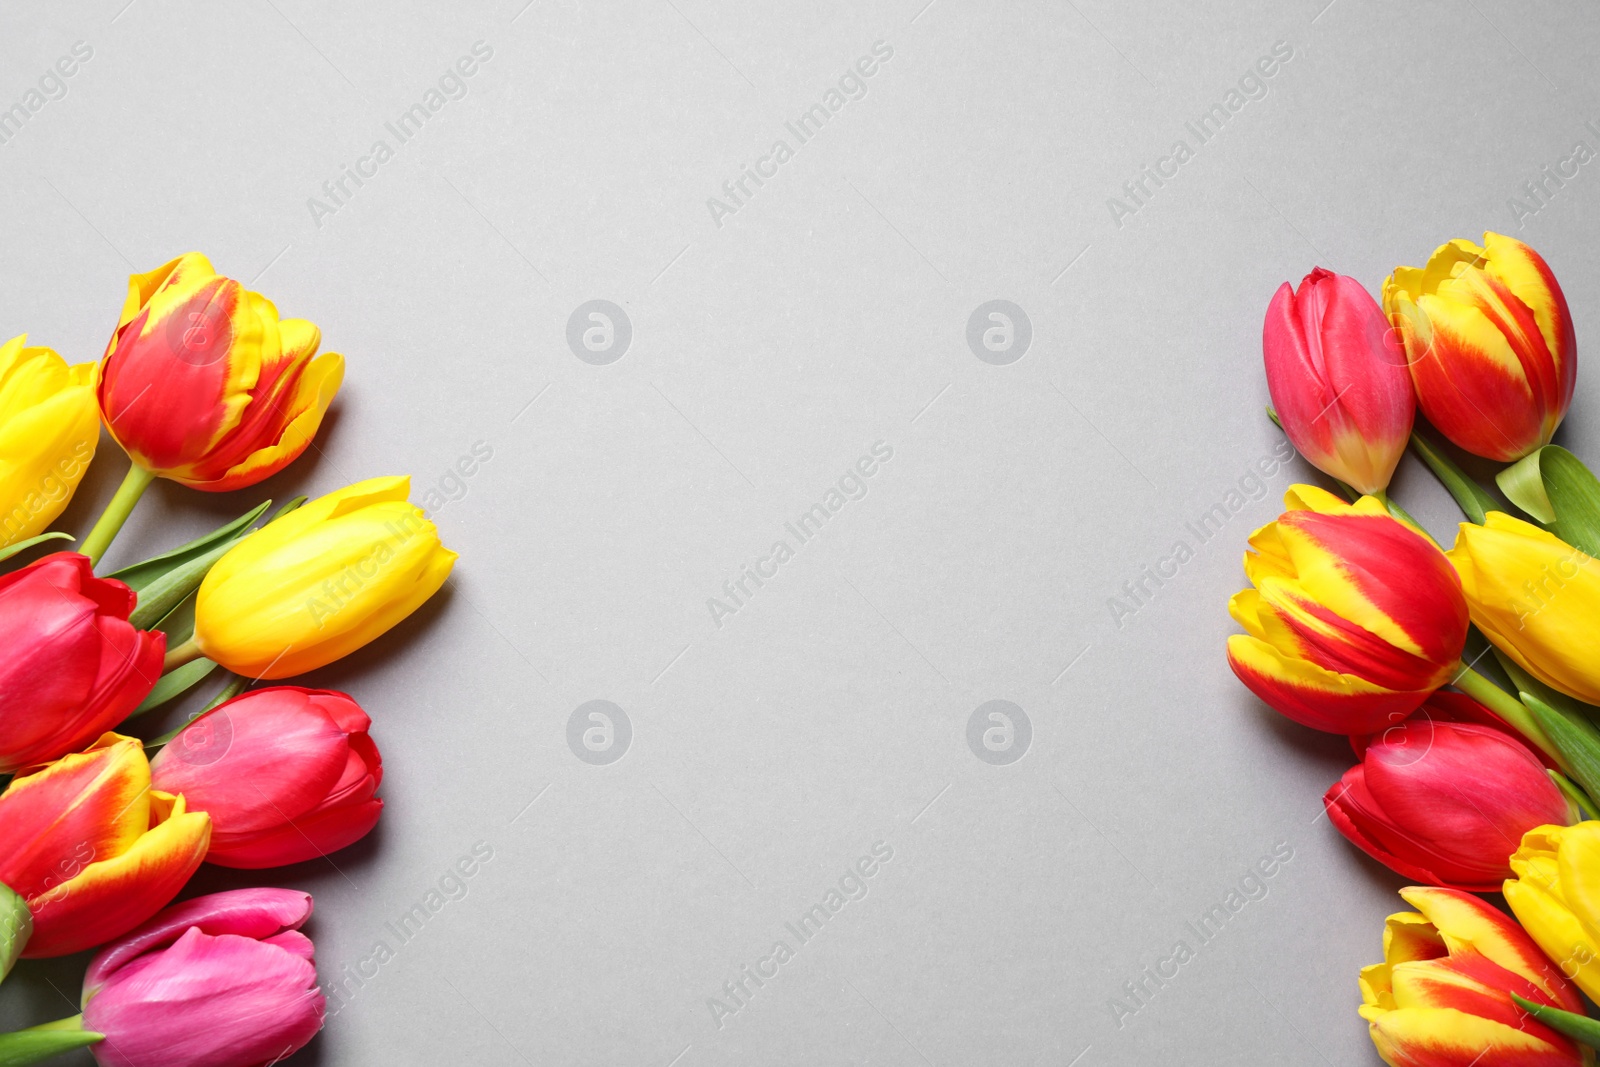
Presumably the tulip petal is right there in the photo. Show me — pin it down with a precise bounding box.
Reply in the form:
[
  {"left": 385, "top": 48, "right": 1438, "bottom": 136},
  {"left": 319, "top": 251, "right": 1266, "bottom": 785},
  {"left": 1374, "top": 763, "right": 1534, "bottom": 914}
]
[{"left": 1228, "top": 633, "right": 1424, "bottom": 733}]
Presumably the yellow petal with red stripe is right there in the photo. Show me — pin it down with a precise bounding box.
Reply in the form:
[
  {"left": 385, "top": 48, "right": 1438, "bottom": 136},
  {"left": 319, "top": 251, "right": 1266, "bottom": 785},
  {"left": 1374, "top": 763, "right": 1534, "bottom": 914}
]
[{"left": 1369, "top": 1006, "right": 1576, "bottom": 1067}]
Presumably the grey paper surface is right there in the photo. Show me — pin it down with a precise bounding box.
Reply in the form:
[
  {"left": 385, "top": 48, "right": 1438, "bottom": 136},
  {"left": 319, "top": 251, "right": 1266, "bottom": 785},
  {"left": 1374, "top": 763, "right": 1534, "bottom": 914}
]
[{"left": 3, "top": 1, "right": 1599, "bottom": 1063}]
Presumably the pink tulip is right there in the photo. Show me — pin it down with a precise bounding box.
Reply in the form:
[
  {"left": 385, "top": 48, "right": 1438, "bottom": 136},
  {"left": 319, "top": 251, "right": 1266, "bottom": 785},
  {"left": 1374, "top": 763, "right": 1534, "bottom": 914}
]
[
  {"left": 80, "top": 888, "right": 325, "bottom": 1067},
  {"left": 150, "top": 687, "right": 382, "bottom": 869},
  {"left": 1264, "top": 267, "right": 1414, "bottom": 494}
]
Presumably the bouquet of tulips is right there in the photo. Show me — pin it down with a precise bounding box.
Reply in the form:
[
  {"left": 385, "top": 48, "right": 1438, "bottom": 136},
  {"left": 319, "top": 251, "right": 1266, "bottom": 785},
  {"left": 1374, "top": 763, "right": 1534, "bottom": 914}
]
[
  {"left": 0, "top": 254, "right": 456, "bottom": 1066},
  {"left": 1229, "top": 233, "right": 1600, "bottom": 1065}
]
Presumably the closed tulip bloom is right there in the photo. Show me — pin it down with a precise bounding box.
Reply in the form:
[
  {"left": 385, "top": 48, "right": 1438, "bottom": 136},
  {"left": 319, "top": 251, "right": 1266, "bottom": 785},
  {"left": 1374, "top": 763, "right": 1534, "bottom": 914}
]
[
  {"left": 1264, "top": 268, "right": 1413, "bottom": 494},
  {"left": 1446, "top": 513, "right": 1600, "bottom": 706},
  {"left": 80, "top": 888, "right": 325, "bottom": 1067},
  {"left": 0, "top": 335, "right": 98, "bottom": 548},
  {"left": 0, "top": 553, "right": 165, "bottom": 774},
  {"left": 1361, "top": 886, "right": 1590, "bottom": 1066},
  {"left": 1327, "top": 702, "right": 1576, "bottom": 891},
  {"left": 96, "top": 253, "right": 343, "bottom": 491},
  {"left": 1227, "top": 485, "right": 1469, "bottom": 734},
  {"left": 1506, "top": 822, "right": 1600, "bottom": 1003},
  {"left": 189, "top": 477, "right": 455, "bottom": 679},
  {"left": 1384, "top": 233, "right": 1575, "bottom": 462},
  {"left": 0, "top": 734, "right": 210, "bottom": 958},
  {"left": 150, "top": 687, "right": 382, "bottom": 868}
]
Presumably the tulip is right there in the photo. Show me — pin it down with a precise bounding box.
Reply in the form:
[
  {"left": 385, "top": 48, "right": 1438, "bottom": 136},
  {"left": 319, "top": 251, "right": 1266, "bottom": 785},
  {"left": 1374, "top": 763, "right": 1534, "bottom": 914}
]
[
  {"left": 0, "top": 733, "right": 210, "bottom": 958},
  {"left": 1446, "top": 513, "right": 1600, "bottom": 706},
  {"left": 0, "top": 552, "right": 165, "bottom": 774},
  {"left": 1361, "top": 886, "right": 1591, "bottom": 1066},
  {"left": 1384, "top": 233, "right": 1575, "bottom": 462},
  {"left": 95, "top": 252, "right": 343, "bottom": 492},
  {"left": 75, "top": 888, "right": 325, "bottom": 1067},
  {"left": 1264, "top": 268, "right": 1414, "bottom": 494},
  {"left": 182, "top": 476, "right": 455, "bottom": 679},
  {"left": 1506, "top": 822, "right": 1600, "bottom": 1003},
  {"left": 0, "top": 335, "right": 99, "bottom": 549},
  {"left": 1327, "top": 698, "right": 1576, "bottom": 891},
  {"left": 150, "top": 687, "right": 382, "bottom": 868},
  {"left": 1227, "top": 485, "right": 1469, "bottom": 734}
]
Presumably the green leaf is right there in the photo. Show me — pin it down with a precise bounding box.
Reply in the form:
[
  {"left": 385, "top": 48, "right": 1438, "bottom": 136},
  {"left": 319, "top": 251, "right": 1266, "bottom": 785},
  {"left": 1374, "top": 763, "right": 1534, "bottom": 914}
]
[
  {"left": 1522, "top": 691, "right": 1600, "bottom": 803},
  {"left": 0, "top": 532, "right": 73, "bottom": 567},
  {"left": 0, "top": 1019, "right": 103, "bottom": 1067},
  {"left": 1551, "top": 770, "right": 1599, "bottom": 820},
  {"left": 0, "top": 882, "right": 29, "bottom": 986},
  {"left": 1496, "top": 447, "right": 1600, "bottom": 558},
  {"left": 1512, "top": 994, "right": 1600, "bottom": 1049},
  {"left": 110, "top": 500, "right": 271, "bottom": 630},
  {"left": 126, "top": 656, "right": 219, "bottom": 719},
  {"left": 1409, "top": 431, "right": 1496, "bottom": 525}
]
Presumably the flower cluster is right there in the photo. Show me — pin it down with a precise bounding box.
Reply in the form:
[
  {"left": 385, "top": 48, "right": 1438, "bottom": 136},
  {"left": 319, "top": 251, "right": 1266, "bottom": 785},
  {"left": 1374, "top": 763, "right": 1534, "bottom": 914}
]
[
  {"left": 0, "top": 253, "right": 455, "bottom": 1067},
  {"left": 1233, "top": 233, "right": 1600, "bottom": 1064}
]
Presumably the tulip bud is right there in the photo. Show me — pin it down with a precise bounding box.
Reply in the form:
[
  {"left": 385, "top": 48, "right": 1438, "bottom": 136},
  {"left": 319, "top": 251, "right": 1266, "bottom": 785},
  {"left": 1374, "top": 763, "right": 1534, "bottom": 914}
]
[
  {"left": 1327, "top": 698, "right": 1576, "bottom": 891},
  {"left": 1361, "top": 886, "right": 1590, "bottom": 1066},
  {"left": 1446, "top": 513, "right": 1600, "bottom": 707},
  {"left": 96, "top": 252, "right": 343, "bottom": 491},
  {"left": 1264, "top": 268, "right": 1413, "bottom": 494},
  {"left": 1227, "top": 485, "right": 1469, "bottom": 734},
  {"left": 1384, "top": 233, "right": 1576, "bottom": 463},
  {"left": 0, "top": 734, "right": 210, "bottom": 958},
  {"left": 80, "top": 888, "right": 325, "bottom": 1067},
  {"left": 151, "top": 687, "right": 382, "bottom": 868},
  {"left": 0, "top": 553, "right": 165, "bottom": 774},
  {"left": 0, "top": 335, "right": 99, "bottom": 549},
  {"left": 1506, "top": 822, "right": 1600, "bottom": 1005},
  {"left": 191, "top": 477, "right": 455, "bottom": 679}
]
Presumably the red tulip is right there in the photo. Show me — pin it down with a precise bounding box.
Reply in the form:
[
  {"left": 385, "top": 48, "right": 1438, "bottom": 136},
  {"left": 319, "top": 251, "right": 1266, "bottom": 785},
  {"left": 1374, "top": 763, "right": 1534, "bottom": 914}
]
[
  {"left": 0, "top": 552, "right": 164, "bottom": 774},
  {"left": 81, "top": 888, "right": 325, "bottom": 1067},
  {"left": 1265, "top": 267, "right": 1414, "bottom": 494},
  {"left": 150, "top": 687, "right": 381, "bottom": 869},
  {"left": 1326, "top": 695, "right": 1576, "bottom": 891}
]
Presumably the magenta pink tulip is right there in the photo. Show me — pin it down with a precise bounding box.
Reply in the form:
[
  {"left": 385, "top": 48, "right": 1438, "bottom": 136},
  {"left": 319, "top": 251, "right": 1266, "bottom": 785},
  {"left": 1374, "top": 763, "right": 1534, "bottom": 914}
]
[
  {"left": 80, "top": 888, "right": 325, "bottom": 1067},
  {"left": 150, "top": 687, "right": 382, "bottom": 869},
  {"left": 1264, "top": 267, "right": 1414, "bottom": 494}
]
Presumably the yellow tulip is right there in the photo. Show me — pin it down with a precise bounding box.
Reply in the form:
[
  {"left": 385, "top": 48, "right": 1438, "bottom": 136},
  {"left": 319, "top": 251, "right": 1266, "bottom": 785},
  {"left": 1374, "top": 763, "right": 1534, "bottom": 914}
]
[
  {"left": 0, "top": 335, "right": 99, "bottom": 548},
  {"left": 1506, "top": 822, "right": 1600, "bottom": 1003},
  {"left": 1446, "top": 513, "right": 1600, "bottom": 705},
  {"left": 190, "top": 476, "right": 456, "bottom": 679}
]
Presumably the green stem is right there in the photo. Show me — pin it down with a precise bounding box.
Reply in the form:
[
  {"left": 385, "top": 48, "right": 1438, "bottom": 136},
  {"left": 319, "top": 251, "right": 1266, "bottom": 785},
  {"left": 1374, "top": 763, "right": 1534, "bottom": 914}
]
[
  {"left": 1409, "top": 431, "right": 1496, "bottom": 524},
  {"left": 146, "top": 673, "right": 250, "bottom": 751},
  {"left": 1453, "top": 663, "right": 1560, "bottom": 763},
  {"left": 162, "top": 636, "right": 202, "bottom": 673},
  {"left": 1374, "top": 490, "right": 1440, "bottom": 548},
  {"left": 80, "top": 464, "right": 155, "bottom": 568},
  {"left": 0, "top": 1017, "right": 104, "bottom": 1067}
]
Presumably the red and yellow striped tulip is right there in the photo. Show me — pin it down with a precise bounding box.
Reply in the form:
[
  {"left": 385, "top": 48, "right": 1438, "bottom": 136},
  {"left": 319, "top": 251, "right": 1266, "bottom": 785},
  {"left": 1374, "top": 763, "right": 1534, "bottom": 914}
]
[
  {"left": 96, "top": 253, "right": 343, "bottom": 491},
  {"left": 1361, "top": 886, "right": 1591, "bottom": 1066},
  {"left": 1227, "top": 485, "right": 1470, "bottom": 734},
  {"left": 1384, "top": 233, "right": 1575, "bottom": 463},
  {"left": 0, "top": 733, "right": 210, "bottom": 958}
]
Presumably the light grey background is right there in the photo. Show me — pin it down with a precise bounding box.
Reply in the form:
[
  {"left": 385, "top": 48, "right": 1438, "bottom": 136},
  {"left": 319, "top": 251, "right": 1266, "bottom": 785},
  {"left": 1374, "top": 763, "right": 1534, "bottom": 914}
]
[{"left": 2, "top": 1, "right": 1599, "bottom": 1063}]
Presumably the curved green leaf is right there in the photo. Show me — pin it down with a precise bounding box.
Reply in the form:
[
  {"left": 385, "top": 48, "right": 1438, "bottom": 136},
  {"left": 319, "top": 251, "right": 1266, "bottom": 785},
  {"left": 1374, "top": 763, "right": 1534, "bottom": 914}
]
[
  {"left": 0, "top": 881, "right": 29, "bottom": 985},
  {"left": 1512, "top": 994, "right": 1600, "bottom": 1048},
  {"left": 110, "top": 500, "right": 271, "bottom": 630},
  {"left": 0, "top": 532, "right": 73, "bottom": 567}
]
